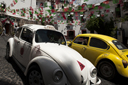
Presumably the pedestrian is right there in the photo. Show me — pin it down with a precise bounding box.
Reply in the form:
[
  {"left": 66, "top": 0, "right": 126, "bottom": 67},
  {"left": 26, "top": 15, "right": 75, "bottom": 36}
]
[
  {"left": 1, "top": 26, "right": 6, "bottom": 36},
  {"left": 14, "top": 25, "right": 19, "bottom": 33}
]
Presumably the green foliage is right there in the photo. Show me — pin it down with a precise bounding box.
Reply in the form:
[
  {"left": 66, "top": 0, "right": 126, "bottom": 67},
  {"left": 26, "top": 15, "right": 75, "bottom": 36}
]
[
  {"left": 85, "top": 17, "right": 104, "bottom": 32},
  {"left": 121, "top": 16, "right": 128, "bottom": 22},
  {"left": 85, "top": 17, "right": 116, "bottom": 37}
]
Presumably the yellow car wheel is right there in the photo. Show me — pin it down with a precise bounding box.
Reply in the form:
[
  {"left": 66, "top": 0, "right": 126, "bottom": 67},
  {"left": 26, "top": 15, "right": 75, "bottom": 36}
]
[{"left": 97, "top": 60, "right": 117, "bottom": 80}]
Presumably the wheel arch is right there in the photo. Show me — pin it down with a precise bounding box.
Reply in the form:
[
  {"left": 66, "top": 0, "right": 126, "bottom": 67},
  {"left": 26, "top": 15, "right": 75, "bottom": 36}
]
[
  {"left": 96, "top": 59, "right": 116, "bottom": 69},
  {"left": 95, "top": 53, "right": 124, "bottom": 78},
  {"left": 95, "top": 53, "right": 123, "bottom": 70},
  {"left": 24, "top": 56, "right": 64, "bottom": 85},
  {"left": 7, "top": 38, "right": 14, "bottom": 57}
]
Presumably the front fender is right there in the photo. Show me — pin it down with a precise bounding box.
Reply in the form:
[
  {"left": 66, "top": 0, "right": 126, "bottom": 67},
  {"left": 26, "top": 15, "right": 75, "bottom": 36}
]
[
  {"left": 7, "top": 38, "right": 14, "bottom": 57},
  {"left": 24, "top": 56, "right": 68, "bottom": 85},
  {"left": 95, "top": 53, "right": 128, "bottom": 77}
]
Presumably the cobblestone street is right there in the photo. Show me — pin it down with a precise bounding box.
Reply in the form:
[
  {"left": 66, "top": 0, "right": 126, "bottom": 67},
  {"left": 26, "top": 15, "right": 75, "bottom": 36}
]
[{"left": 0, "top": 36, "right": 25, "bottom": 85}]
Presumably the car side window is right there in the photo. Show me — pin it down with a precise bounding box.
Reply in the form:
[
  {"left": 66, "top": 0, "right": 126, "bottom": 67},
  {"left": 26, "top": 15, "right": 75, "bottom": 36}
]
[
  {"left": 89, "top": 38, "right": 107, "bottom": 49},
  {"left": 21, "top": 28, "right": 33, "bottom": 43},
  {"left": 74, "top": 37, "right": 89, "bottom": 45},
  {"left": 15, "top": 27, "right": 22, "bottom": 38}
]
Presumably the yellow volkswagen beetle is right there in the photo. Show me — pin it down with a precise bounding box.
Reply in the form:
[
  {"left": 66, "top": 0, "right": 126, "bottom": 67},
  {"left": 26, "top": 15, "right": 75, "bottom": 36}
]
[{"left": 67, "top": 33, "right": 128, "bottom": 80}]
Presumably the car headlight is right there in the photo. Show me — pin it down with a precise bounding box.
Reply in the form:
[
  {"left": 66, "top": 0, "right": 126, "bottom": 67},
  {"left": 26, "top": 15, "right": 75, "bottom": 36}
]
[
  {"left": 53, "top": 69, "right": 63, "bottom": 82},
  {"left": 90, "top": 68, "right": 97, "bottom": 78}
]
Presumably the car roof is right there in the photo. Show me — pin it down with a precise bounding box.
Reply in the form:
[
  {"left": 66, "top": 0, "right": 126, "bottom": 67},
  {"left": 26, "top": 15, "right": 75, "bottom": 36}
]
[
  {"left": 22, "top": 24, "right": 57, "bottom": 31},
  {"left": 78, "top": 33, "right": 117, "bottom": 41}
]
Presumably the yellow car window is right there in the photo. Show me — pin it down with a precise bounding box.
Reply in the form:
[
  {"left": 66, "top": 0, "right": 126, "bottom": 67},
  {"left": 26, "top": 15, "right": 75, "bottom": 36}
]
[
  {"left": 74, "top": 37, "right": 89, "bottom": 45},
  {"left": 89, "top": 38, "right": 107, "bottom": 49}
]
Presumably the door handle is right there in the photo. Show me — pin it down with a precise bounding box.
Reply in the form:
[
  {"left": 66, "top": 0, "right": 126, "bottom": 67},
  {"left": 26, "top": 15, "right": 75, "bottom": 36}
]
[{"left": 82, "top": 47, "right": 86, "bottom": 50}]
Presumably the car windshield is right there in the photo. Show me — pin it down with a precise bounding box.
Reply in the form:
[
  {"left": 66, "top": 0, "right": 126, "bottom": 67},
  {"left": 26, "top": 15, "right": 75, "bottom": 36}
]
[
  {"left": 112, "top": 40, "right": 127, "bottom": 50},
  {"left": 35, "top": 29, "right": 66, "bottom": 45}
]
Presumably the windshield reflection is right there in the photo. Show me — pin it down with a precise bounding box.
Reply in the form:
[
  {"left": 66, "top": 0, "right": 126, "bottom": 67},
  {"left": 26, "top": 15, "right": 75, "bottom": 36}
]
[
  {"left": 112, "top": 40, "right": 127, "bottom": 50},
  {"left": 35, "top": 29, "right": 66, "bottom": 45}
]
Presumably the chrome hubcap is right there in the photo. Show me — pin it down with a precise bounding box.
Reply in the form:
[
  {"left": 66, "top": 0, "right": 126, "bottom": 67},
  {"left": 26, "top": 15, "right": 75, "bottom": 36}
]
[
  {"left": 29, "top": 70, "right": 43, "bottom": 85},
  {"left": 101, "top": 64, "right": 113, "bottom": 77}
]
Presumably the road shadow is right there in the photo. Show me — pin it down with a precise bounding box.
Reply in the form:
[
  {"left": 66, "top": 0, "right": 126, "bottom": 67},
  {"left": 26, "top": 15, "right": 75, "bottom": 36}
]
[
  {"left": 99, "top": 74, "right": 128, "bottom": 85},
  {"left": 6, "top": 57, "right": 27, "bottom": 85},
  {"left": 112, "top": 74, "right": 128, "bottom": 85}
]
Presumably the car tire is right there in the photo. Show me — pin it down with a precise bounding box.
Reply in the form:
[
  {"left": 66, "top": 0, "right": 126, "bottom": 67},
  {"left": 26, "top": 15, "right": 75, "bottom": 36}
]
[
  {"left": 27, "top": 65, "right": 45, "bottom": 85},
  {"left": 5, "top": 44, "right": 11, "bottom": 61},
  {"left": 97, "top": 60, "right": 117, "bottom": 80}
]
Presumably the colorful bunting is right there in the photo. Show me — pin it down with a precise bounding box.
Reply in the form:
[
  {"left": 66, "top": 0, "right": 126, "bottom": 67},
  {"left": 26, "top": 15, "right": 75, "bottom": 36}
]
[
  {"left": 105, "top": 4, "right": 110, "bottom": 8},
  {"left": 98, "top": 6, "right": 103, "bottom": 9},
  {"left": 113, "top": 0, "right": 119, "bottom": 4},
  {"left": 84, "top": 0, "right": 88, "bottom": 2},
  {"left": 13, "top": 0, "right": 18, "bottom": 5},
  {"left": 103, "top": 1, "right": 109, "bottom": 4},
  {"left": 62, "top": 13, "right": 66, "bottom": 20},
  {"left": 87, "top": 4, "right": 92, "bottom": 8},
  {"left": 44, "top": 2, "right": 48, "bottom": 7},
  {"left": 106, "top": 10, "right": 110, "bottom": 13}
]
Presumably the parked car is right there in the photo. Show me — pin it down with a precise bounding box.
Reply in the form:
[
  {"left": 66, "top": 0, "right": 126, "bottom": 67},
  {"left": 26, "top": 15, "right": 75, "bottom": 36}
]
[
  {"left": 6, "top": 24, "right": 101, "bottom": 85},
  {"left": 67, "top": 33, "right": 128, "bottom": 80}
]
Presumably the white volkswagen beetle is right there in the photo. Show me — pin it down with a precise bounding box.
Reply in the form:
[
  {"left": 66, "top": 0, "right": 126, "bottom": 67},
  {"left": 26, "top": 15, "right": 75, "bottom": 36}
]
[{"left": 6, "top": 24, "right": 101, "bottom": 85}]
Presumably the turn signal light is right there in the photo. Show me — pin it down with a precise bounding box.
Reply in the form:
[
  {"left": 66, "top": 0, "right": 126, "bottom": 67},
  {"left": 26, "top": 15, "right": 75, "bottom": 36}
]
[{"left": 122, "top": 60, "right": 128, "bottom": 68}]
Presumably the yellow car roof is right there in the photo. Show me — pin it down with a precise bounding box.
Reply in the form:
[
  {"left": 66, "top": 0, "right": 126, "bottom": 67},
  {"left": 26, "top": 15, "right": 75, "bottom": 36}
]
[{"left": 78, "top": 33, "right": 117, "bottom": 41}]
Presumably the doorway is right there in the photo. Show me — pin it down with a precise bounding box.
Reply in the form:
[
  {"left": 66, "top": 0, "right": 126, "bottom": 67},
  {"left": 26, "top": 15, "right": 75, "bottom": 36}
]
[
  {"left": 67, "top": 30, "right": 75, "bottom": 40},
  {"left": 82, "top": 30, "right": 86, "bottom": 34},
  {"left": 5, "top": 23, "right": 11, "bottom": 34}
]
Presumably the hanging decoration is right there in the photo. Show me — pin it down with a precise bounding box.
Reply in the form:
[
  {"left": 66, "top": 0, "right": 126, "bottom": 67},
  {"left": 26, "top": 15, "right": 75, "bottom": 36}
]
[{"left": 2, "top": 0, "right": 123, "bottom": 24}]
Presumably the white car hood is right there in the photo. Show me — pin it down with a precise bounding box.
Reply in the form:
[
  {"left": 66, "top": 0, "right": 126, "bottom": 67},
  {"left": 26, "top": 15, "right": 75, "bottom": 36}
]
[{"left": 36, "top": 43, "right": 94, "bottom": 85}]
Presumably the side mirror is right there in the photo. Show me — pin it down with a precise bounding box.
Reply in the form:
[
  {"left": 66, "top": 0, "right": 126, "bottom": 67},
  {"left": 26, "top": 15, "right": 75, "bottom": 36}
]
[{"left": 68, "top": 43, "right": 72, "bottom": 47}]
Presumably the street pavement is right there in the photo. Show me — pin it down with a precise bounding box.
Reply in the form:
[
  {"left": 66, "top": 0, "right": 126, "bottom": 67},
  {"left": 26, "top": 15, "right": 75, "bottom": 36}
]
[
  {"left": 0, "top": 36, "right": 25, "bottom": 85},
  {"left": 0, "top": 36, "right": 128, "bottom": 85}
]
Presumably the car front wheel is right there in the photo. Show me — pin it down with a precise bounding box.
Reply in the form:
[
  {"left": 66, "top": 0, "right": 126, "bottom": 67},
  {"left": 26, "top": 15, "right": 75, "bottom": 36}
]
[
  {"left": 97, "top": 61, "right": 117, "bottom": 80},
  {"left": 27, "top": 65, "right": 44, "bottom": 85}
]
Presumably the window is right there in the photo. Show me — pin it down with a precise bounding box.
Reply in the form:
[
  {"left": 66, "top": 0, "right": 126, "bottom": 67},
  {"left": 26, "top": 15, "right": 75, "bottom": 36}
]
[
  {"left": 80, "top": 16, "right": 86, "bottom": 23},
  {"left": 51, "top": 3, "right": 54, "bottom": 9},
  {"left": 74, "top": 37, "right": 89, "bottom": 45},
  {"left": 15, "top": 27, "right": 22, "bottom": 38},
  {"left": 35, "top": 29, "right": 66, "bottom": 45},
  {"left": 89, "top": 38, "right": 107, "bottom": 49},
  {"left": 123, "top": 2, "right": 128, "bottom": 11},
  {"left": 115, "top": 4, "right": 121, "bottom": 18},
  {"left": 21, "top": 28, "right": 33, "bottom": 43},
  {"left": 67, "top": 14, "right": 73, "bottom": 23},
  {"left": 112, "top": 40, "right": 127, "bottom": 50}
]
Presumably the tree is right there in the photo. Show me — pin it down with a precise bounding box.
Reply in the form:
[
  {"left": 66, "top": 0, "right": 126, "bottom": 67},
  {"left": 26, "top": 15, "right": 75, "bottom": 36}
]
[{"left": 85, "top": 16, "right": 116, "bottom": 37}]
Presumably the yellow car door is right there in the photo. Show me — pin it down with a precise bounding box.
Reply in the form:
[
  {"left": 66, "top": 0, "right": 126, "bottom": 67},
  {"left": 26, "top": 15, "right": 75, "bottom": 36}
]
[
  {"left": 82, "top": 37, "right": 109, "bottom": 65},
  {"left": 71, "top": 36, "right": 89, "bottom": 57}
]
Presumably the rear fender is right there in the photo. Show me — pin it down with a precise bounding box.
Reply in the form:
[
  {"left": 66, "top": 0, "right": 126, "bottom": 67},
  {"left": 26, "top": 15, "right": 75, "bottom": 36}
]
[
  {"left": 95, "top": 53, "right": 126, "bottom": 76},
  {"left": 95, "top": 53, "right": 122, "bottom": 67},
  {"left": 7, "top": 38, "right": 14, "bottom": 57}
]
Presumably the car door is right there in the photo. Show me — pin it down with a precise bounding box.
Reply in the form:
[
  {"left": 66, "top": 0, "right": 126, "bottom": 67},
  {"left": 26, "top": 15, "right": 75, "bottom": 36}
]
[
  {"left": 18, "top": 27, "right": 33, "bottom": 67},
  {"left": 14, "top": 27, "right": 23, "bottom": 60},
  {"left": 71, "top": 36, "right": 89, "bottom": 57},
  {"left": 83, "top": 37, "right": 109, "bottom": 64}
]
